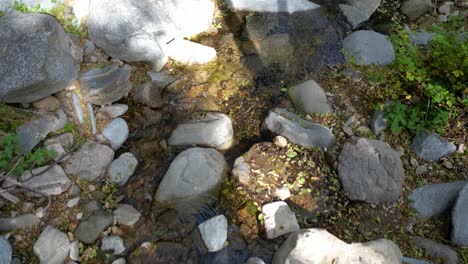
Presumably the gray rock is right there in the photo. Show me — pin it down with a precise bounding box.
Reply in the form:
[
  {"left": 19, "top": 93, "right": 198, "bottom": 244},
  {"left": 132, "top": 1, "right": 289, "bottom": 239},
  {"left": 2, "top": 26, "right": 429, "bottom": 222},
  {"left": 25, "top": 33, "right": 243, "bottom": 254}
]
[
  {"left": 452, "top": 183, "right": 468, "bottom": 246},
  {"left": 413, "top": 236, "right": 458, "bottom": 264},
  {"left": 411, "top": 130, "right": 456, "bottom": 162},
  {"left": 19, "top": 165, "right": 71, "bottom": 196},
  {"left": 65, "top": 141, "right": 115, "bottom": 181},
  {"left": 102, "top": 118, "right": 129, "bottom": 150},
  {"left": 156, "top": 148, "right": 227, "bottom": 204},
  {"left": 83, "top": 39, "right": 96, "bottom": 60},
  {"left": 87, "top": 0, "right": 215, "bottom": 70},
  {"left": 68, "top": 184, "right": 81, "bottom": 197},
  {"left": 44, "top": 132, "right": 74, "bottom": 148},
  {"left": 288, "top": 80, "right": 331, "bottom": 115},
  {"left": 371, "top": 111, "right": 387, "bottom": 135},
  {"left": 0, "top": 214, "right": 40, "bottom": 232},
  {"left": 69, "top": 241, "right": 80, "bottom": 261},
  {"left": 34, "top": 226, "right": 70, "bottom": 264},
  {"left": 79, "top": 64, "right": 132, "bottom": 105},
  {"left": 403, "top": 257, "right": 433, "bottom": 264},
  {"left": 263, "top": 201, "right": 300, "bottom": 239},
  {"left": 339, "top": 4, "right": 370, "bottom": 29},
  {"left": 75, "top": 210, "right": 114, "bottom": 244},
  {"left": 246, "top": 257, "right": 266, "bottom": 264},
  {"left": 343, "top": 30, "right": 395, "bottom": 65},
  {"left": 147, "top": 71, "right": 176, "bottom": 88},
  {"left": 168, "top": 113, "right": 234, "bottom": 150},
  {"left": 339, "top": 138, "right": 405, "bottom": 203},
  {"left": 0, "top": 236, "right": 12, "bottom": 264},
  {"left": 347, "top": 0, "right": 383, "bottom": 18},
  {"left": 134, "top": 83, "right": 163, "bottom": 108},
  {"left": 69, "top": 35, "right": 83, "bottom": 70},
  {"left": 263, "top": 108, "right": 334, "bottom": 149},
  {"left": 109, "top": 153, "right": 139, "bottom": 186},
  {"left": 409, "top": 181, "right": 467, "bottom": 218},
  {"left": 0, "top": 11, "right": 77, "bottom": 103},
  {"left": 410, "top": 32, "right": 434, "bottom": 45},
  {"left": 273, "top": 229, "right": 402, "bottom": 264},
  {"left": 32, "top": 96, "right": 61, "bottom": 112},
  {"left": 45, "top": 143, "right": 67, "bottom": 162},
  {"left": 225, "top": 0, "right": 320, "bottom": 13},
  {"left": 100, "top": 104, "right": 128, "bottom": 119},
  {"left": 71, "top": 92, "right": 84, "bottom": 124},
  {"left": 67, "top": 197, "right": 80, "bottom": 208},
  {"left": 80, "top": 200, "right": 102, "bottom": 213},
  {"left": 198, "top": 215, "right": 228, "bottom": 252},
  {"left": 101, "top": 235, "right": 126, "bottom": 255},
  {"left": 232, "top": 156, "right": 251, "bottom": 185},
  {"left": 114, "top": 204, "right": 141, "bottom": 226},
  {"left": 438, "top": 2, "right": 454, "bottom": 14},
  {"left": 16, "top": 112, "right": 64, "bottom": 154},
  {"left": 87, "top": 103, "right": 97, "bottom": 135},
  {"left": 402, "top": 0, "right": 433, "bottom": 20}
]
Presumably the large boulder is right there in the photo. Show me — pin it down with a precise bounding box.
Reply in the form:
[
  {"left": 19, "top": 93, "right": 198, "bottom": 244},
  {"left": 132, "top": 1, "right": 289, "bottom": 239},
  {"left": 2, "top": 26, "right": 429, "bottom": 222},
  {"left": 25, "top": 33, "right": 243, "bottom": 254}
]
[
  {"left": 409, "top": 181, "right": 467, "bottom": 218},
  {"left": 225, "top": 0, "right": 320, "bottom": 13},
  {"left": 34, "top": 226, "right": 70, "bottom": 264},
  {"left": 338, "top": 138, "right": 405, "bottom": 203},
  {"left": 156, "top": 148, "right": 227, "bottom": 204},
  {"left": 0, "top": 11, "right": 77, "bottom": 103},
  {"left": 411, "top": 130, "right": 456, "bottom": 162},
  {"left": 342, "top": 30, "right": 395, "bottom": 65},
  {"left": 288, "top": 80, "right": 331, "bottom": 115},
  {"left": 264, "top": 108, "right": 334, "bottom": 149},
  {"left": 452, "top": 184, "right": 468, "bottom": 246},
  {"left": 168, "top": 113, "right": 234, "bottom": 150},
  {"left": 87, "top": 0, "right": 215, "bottom": 70},
  {"left": 65, "top": 141, "right": 115, "bottom": 181},
  {"left": 273, "top": 229, "right": 402, "bottom": 264}
]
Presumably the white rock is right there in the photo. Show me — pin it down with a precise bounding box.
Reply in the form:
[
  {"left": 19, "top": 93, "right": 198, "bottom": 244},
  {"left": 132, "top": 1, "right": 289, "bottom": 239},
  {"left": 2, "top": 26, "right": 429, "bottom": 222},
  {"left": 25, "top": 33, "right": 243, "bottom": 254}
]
[
  {"left": 262, "top": 201, "right": 299, "bottom": 239},
  {"left": 164, "top": 39, "right": 217, "bottom": 65},
  {"left": 101, "top": 235, "right": 125, "bottom": 255},
  {"left": 109, "top": 152, "right": 139, "bottom": 186},
  {"left": 274, "top": 186, "right": 291, "bottom": 200},
  {"left": 69, "top": 241, "right": 80, "bottom": 261},
  {"left": 100, "top": 104, "right": 128, "bottom": 119},
  {"left": 34, "top": 226, "right": 70, "bottom": 264},
  {"left": 112, "top": 258, "right": 126, "bottom": 264},
  {"left": 273, "top": 136, "right": 288, "bottom": 148},
  {"left": 67, "top": 197, "right": 80, "bottom": 208},
  {"left": 102, "top": 118, "right": 129, "bottom": 150},
  {"left": 198, "top": 215, "right": 228, "bottom": 252}
]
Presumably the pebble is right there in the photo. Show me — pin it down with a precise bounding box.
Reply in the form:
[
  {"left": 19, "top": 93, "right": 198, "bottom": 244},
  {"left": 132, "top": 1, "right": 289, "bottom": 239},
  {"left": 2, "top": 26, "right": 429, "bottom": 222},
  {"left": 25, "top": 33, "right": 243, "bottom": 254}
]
[
  {"left": 410, "top": 157, "right": 419, "bottom": 168},
  {"left": 35, "top": 207, "right": 44, "bottom": 219},
  {"left": 67, "top": 197, "right": 80, "bottom": 208},
  {"left": 274, "top": 185, "right": 291, "bottom": 200},
  {"left": 273, "top": 136, "right": 288, "bottom": 148}
]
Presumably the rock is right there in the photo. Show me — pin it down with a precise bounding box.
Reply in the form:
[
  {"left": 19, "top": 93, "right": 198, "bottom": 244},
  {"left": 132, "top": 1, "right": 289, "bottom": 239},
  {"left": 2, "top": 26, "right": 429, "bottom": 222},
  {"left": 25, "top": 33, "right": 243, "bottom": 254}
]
[
  {"left": 402, "top": 257, "right": 432, "bottom": 264},
  {"left": 246, "top": 257, "right": 266, "bottom": 264},
  {"left": 44, "top": 132, "right": 74, "bottom": 148},
  {"left": 415, "top": 165, "right": 428, "bottom": 175},
  {"left": 347, "top": 0, "right": 383, "bottom": 18},
  {"left": 114, "top": 204, "right": 141, "bottom": 226},
  {"left": 439, "top": 2, "right": 454, "bottom": 14},
  {"left": 342, "top": 30, "right": 395, "bottom": 66},
  {"left": 338, "top": 138, "right": 405, "bottom": 203},
  {"left": 413, "top": 236, "right": 458, "bottom": 264},
  {"left": 69, "top": 241, "right": 80, "bottom": 261},
  {"left": 87, "top": 103, "right": 97, "bottom": 135},
  {"left": 274, "top": 185, "right": 291, "bottom": 200},
  {"left": 75, "top": 210, "right": 114, "bottom": 244},
  {"left": 273, "top": 136, "right": 288, "bottom": 148},
  {"left": 19, "top": 165, "right": 71, "bottom": 196},
  {"left": 87, "top": 0, "right": 215, "bottom": 70},
  {"left": 409, "top": 181, "right": 467, "bottom": 217},
  {"left": 156, "top": 148, "right": 227, "bottom": 204},
  {"left": 32, "top": 96, "right": 61, "bottom": 112},
  {"left": 339, "top": 4, "right": 370, "bottom": 29},
  {"left": 0, "top": 11, "right": 77, "bottom": 103},
  {"left": 273, "top": 229, "right": 402, "bottom": 264},
  {"left": 83, "top": 39, "right": 96, "bottom": 59},
  {"left": 225, "top": 0, "right": 320, "bottom": 13},
  {"left": 402, "top": 0, "right": 433, "bottom": 20},
  {"left": 147, "top": 71, "right": 176, "bottom": 88},
  {"left": 232, "top": 156, "right": 251, "bottom": 185},
  {"left": 0, "top": 236, "right": 12, "bottom": 264},
  {"left": 80, "top": 200, "right": 102, "bottom": 214},
  {"left": 198, "top": 215, "right": 228, "bottom": 252},
  {"left": 100, "top": 104, "right": 129, "bottom": 119},
  {"left": 411, "top": 130, "right": 456, "bottom": 161},
  {"left": 409, "top": 32, "right": 434, "bottom": 45},
  {"left": 263, "top": 108, "right": 334, "bottom": 149},
  {"left": 71, "top": 92, "right": 85, "bottom": 124},
  {"left": 168, "top": 113, "right": 234, "bottom": 150},
  {"left": 34, "top": 226, "right": 70, "bottom": 264},
  {"left": 340, "top": 68, "right": 363, "bottom": 82},
  {"left": 45, "top": 143, "right": 67, "bottom": 162},
  {"left": 79, "top": 64, "right": 132, "bottom": 105},
  {"left": 343, "top": 126, "right": 354, "bottom": 137},
  {"left": 35, "top": 207, "right": 44, "bottom": 218},
  {"left": 102, "top": 118, "right": 129, "bottom": 150},
  {"left": 262, "top": 201, "right": 300, "bottom": 239},
  {"left": 68, "top": 35, "right": 83, "bottom": 70},
  {"left": 242, "top": 34, "right": 294, "bottom": 66},
  {"left": 134, "top": 83, "right": 163, "bottom": 108},
  {"left": 0, "top": 214, "right": 40, "bottom": 232},
  {"left": 101, "top": 235, "right": 126, "bottom": 255},
  {"left": 67, "top": 197, "right": 80, "bottom": 208},
  {"left": 452, "top": 184, "right": 468, "bottom": 246},
  {"left": 112, "top": 258, "right": 126, "bottom": 264},
  {"left": 65, "top": 141, "right": 114, "bottom": 181},
  {"left": 370, "top": 111, "right": 387, "bottom": 135},
  {"left": 68, "top": 184, "right": 81, "bottom": 197},
  {"left": 109, "top": 153, "right": 139, "bottom": 186},
  {"left": 288, "top": 80, "right": 331, "bottom": 115},
  {"left": 438, "top": 14, "right": 448, "bottom": 22},
  {"left": 165, "top": 39, "right": 217, "bottom": 65}
]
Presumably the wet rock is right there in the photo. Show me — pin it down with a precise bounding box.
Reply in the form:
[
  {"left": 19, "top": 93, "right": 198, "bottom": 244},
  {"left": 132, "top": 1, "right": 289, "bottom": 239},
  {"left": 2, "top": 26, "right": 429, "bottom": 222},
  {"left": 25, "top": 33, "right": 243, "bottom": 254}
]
[
  {"left": 114, "top": 204, "right": 141, "bottom": 226},
  {"left": 288, "top": 80, "right": 331, "bottom": 115},
  {"left": 75, "top": 210, "right": 114, "bottom": 244},
  {"left": 402, "top": 0, "right": 433, "bottom": 20},
  {"left": 19, "top": 165, "right": 71, "bottom": 196},
  {"left": 156, "top": 148, "right": 227, "bottom": 204},
  {"left": 65, "top": 141, "right": 114, "bottom": 181},
  {"left": 0, "top": 236, "right": 12, "bottom": 264},
  {"left": 45, "top": 143, "right": 67, "bottom": 162},
  {"left": 0, "top": 11, "right": 77, "bottom": 103},
  {"left": 165, "top": 39, "right": 217, "bottom": 65},
  {"left": 370, "top": 111, "right": 387, "bottom": 135},
  {"left": 232, "top": 156, "right": 251, "bottom": 185},
  {"left": 413, "top": 236, "right": 458, "bottom": 264},
  {"left": 101, "top": 235, "right": 126, "bottom": 255},
  {"left": 147, "top": 71, "right": 176, "bottom": 88},
  {"left": 134, "top": 83, "right": 163, "bottom": 108},
  {"left": 409, "top": 181, "right": 467, "bottom": 218},
  {"left": 32, "top": 96, "right": 61, "bottom": 112},
  {"left": 452, "top": 184, "right": 468, "bottom": 246},
  {"left": 44, "top": 132, "right": 74, "bottom": 148},
  {"left": 264, "top": 108, "right": 334, "bottom": 149},
  {"left": 69, "top": 241, "right": 79, "bottom": 261},
  {"left": 0, "top": 214, "right": 40, "bottom": 232},
  {"left": 87, "top": 0, "right": 215, "bottom": 70},
  {"left": 225, "top": 0, "right": 320, "bottom": 13},
  {"left": 198, "top": 215, "right": 228, "bottom": 252},
  {"left": 99, "top": 104, "right": 128, "bottom": 119},
  {"left": 339, "top": 4, "right": 370, "bottom": 29},
  {"left": 262, "top": 201, "right": 300, "bottom": 239},
  {"left": 79, "top": 64, "right": 132, "bottom": 105},
  {"left": 273, "top": 229, "right": 402, "bottom": 264},
  {"left": 34, "top": 226, "right": 70, "bottom": 264},
  {"left": 411, "top": 130, "right": 456, "bottom": 161},
  {"left": 168, "top": 113, "right": 234, "bottom": 150},
  {"left": 343, "top": 30, "right": 395, "bottom": 65},
  {"left": 102, "top": 118, "right": 129, "bottom": 150},
  {"left": 338, "top": 138, "right": 405, "bottom": 203},
  {"left": 109, "top": 153, "right": 139, "bottom": 186}
]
